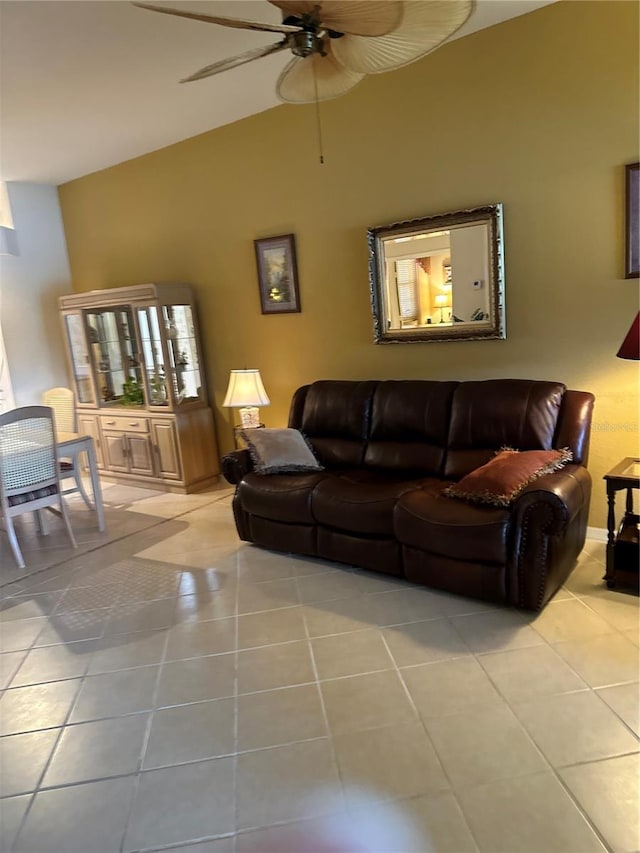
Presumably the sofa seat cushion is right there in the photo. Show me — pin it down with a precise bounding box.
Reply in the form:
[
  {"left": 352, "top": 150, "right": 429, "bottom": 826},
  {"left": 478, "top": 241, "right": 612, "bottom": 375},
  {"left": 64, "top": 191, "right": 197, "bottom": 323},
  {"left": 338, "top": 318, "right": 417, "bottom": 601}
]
[
  {"left": 238, "top": 471, "right": 328, "bottom": 524},
  {"left": 311, "top": 473, "right": 435, "bottom": 536},
  {"left": 395, "top": 488, "right": 511, "bottom": 565}
]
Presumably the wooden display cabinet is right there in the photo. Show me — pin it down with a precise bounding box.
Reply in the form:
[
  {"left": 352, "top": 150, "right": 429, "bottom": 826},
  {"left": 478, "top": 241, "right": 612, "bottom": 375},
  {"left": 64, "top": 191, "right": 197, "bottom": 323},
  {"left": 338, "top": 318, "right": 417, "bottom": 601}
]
[{"left": 59, "top": 283, "right": 219, "bottom": 493}]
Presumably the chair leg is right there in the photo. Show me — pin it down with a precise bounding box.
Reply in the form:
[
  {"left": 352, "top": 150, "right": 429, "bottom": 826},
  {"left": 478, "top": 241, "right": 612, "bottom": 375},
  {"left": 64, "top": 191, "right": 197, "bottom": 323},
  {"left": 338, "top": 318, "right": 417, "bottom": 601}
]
[
  {"left": 70, "top": 452, "right": 94, "bottom": 510},
  {"left": 58, "top": 497, "right": 77, "bottom": 550},
  {"left": 35, "top": 510, "right": 49, "bottom": 535},
  {"left": 5, "top": 517, "right": 26, "bottom": 569},
  {"left": 74, "top": 470, "right": 94, "bottom": 511}
]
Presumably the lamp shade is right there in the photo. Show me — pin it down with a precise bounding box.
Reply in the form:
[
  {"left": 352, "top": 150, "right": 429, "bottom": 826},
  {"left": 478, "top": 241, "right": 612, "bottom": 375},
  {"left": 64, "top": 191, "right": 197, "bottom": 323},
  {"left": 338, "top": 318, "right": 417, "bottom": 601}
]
[
  {"left": 617, "top": 312, "right": 640, "bottom": 360},
  {"left": 223, "top": 369, "right": 270, "bottom": 407}
]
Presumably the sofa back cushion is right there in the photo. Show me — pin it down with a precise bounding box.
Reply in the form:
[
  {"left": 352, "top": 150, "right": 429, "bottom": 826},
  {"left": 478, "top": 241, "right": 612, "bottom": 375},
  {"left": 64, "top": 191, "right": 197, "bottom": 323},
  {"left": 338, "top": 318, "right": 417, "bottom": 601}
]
[
  {"left": 444, "top": 379, "right": 566, "bottom": 479},
  {"left": 364, "top": 380, "right": 458, "bottom": 475},
  {"left": 288, "top": 378, "right": 590, "bottom": 479},
  {"left": 291, "top": 380, "right": 377, "bottom": 468}
]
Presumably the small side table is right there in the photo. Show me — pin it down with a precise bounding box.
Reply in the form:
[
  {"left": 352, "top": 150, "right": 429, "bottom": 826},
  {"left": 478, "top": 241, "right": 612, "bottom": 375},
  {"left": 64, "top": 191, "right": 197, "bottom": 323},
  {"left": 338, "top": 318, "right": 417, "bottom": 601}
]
[
  {"left": 603, "top": 457, "right": 640, "bottom": 591},
  {"left": 233, "top": 424, "right": 265, "bottom": 449}
]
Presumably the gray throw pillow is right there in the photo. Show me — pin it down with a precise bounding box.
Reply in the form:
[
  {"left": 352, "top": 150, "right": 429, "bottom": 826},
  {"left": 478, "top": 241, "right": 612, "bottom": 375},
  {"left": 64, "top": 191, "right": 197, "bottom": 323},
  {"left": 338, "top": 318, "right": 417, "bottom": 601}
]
[{"left": 241, "top": 428, "right": 323, "bottom": 475}]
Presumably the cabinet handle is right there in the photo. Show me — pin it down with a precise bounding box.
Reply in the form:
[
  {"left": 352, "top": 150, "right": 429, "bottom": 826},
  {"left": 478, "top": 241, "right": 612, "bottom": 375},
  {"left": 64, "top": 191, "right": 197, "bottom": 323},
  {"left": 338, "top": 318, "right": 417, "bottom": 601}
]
[
  {"left": 105, "top": 420, "right": 116, "bottom": 426},
  {"left": 129, "top": 422, "right": 139, "bottom": 427}
]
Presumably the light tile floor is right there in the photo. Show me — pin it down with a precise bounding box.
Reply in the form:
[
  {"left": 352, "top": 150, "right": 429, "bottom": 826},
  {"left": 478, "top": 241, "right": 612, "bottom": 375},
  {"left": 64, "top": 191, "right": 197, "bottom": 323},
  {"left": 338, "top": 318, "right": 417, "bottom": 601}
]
[{"left": 0, "top": 483, "right": 638, "bottom": 853}]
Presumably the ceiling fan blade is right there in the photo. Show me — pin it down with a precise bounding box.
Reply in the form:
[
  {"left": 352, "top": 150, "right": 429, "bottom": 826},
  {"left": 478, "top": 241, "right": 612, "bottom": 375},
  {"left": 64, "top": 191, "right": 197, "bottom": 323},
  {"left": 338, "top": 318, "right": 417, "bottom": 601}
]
[
  {"left": 332, "top": 0, "right": 474, "bottom": 74},
  {"left": 268, "top": 1, "right": 402, "bottom": 37},
  {"left": 181, "top": 40, "right": 289, "bottom": 83},
  {"left": 276, "top": 44, "right": 364, "bottom": 104},
  {"left": 132, "top": 2, "right": 302, "bottom": 34}
]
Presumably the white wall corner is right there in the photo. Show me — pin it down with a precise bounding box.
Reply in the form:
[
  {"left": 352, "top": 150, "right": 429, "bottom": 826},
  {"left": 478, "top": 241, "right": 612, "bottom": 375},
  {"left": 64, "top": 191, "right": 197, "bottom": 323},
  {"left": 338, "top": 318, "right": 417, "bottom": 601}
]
[{"left": 0, "top": 182, "right": 71, "bottom": 405}]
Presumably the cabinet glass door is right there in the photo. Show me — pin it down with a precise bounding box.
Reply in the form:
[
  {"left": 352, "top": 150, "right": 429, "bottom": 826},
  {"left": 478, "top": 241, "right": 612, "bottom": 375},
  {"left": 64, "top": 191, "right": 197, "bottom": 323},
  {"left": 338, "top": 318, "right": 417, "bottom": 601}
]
[
  {"left": 163, "top": 305, "right": 203, "bottom": 405},
  {"left": 137, "top": 306, "right": 169, "bottom": 407},
  {"left": 64, "top": 313, "right": 95, "bottom": 404},
  {"left": 86, "top": 306, "right": 144, "bottom": 407}
]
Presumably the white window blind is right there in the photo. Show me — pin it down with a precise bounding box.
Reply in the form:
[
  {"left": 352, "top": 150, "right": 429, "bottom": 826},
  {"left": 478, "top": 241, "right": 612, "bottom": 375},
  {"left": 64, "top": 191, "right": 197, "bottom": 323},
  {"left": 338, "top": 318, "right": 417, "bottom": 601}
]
[{"left": 395, "top": 259, "right": 418, "bottom": 321}]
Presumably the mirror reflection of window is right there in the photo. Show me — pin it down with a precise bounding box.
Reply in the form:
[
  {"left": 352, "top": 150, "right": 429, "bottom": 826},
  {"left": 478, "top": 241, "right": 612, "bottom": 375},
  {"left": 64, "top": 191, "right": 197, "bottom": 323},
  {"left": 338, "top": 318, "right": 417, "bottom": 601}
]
[{"left": 395, "top": 259, "right": 418, "bottom": 327}]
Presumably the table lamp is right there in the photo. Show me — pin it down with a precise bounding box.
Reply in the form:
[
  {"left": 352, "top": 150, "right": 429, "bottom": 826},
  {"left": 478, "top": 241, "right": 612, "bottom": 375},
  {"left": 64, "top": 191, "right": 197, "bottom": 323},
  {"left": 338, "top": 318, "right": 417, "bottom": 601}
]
[
  {"left": 223, "top": 369, "right": 270, "bottom": 429},
  {"left": 616, "top": 312, "right": 640, "bottom": 360},
  {"left": 434, "top": 293, "right": 450, "bottom": 323}
]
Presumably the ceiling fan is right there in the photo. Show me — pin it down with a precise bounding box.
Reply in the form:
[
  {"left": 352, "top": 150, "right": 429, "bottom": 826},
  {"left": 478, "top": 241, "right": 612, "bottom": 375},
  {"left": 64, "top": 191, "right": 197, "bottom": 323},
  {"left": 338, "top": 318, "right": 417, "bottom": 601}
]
[{"left": 134, "top": 1, "right": 475, "bottom": 104}]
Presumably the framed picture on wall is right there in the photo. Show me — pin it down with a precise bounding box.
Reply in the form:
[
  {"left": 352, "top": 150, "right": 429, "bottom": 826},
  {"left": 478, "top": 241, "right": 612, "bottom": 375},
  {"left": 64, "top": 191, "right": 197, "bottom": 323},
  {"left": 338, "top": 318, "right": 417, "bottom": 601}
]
[
  {"left": 625, "top": 162, "right": 639, "bottom": 278},
  {"left": 254, "top": 233, "right": 301, "bottom": 314}
]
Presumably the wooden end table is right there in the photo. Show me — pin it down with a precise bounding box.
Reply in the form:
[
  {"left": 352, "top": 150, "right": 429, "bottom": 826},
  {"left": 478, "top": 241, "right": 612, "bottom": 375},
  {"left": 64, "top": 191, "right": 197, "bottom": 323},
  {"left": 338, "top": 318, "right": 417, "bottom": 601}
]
[
  {"left": 233, "top": 424, "right": 265, "bottom": 449},
  {"left": 603, "top": 457, "right": 640, "bottom": 591}
]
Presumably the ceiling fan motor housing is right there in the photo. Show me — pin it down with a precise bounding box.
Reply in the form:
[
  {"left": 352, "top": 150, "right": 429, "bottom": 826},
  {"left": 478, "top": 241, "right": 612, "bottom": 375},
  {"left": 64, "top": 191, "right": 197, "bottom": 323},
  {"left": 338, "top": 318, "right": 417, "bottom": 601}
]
[{"left": 290, "top": 29, "right": 325, "bottom": 57}]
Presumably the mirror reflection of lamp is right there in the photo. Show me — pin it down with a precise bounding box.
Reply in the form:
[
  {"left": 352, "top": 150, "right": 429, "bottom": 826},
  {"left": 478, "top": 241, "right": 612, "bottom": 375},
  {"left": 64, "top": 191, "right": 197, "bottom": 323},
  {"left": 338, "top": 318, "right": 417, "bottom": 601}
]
[
  {"left": 223, "top": 369, "right": 270, "bottom": 429},
  {"left": 434, "top": 293, "right": 450, "bottom": 324}
]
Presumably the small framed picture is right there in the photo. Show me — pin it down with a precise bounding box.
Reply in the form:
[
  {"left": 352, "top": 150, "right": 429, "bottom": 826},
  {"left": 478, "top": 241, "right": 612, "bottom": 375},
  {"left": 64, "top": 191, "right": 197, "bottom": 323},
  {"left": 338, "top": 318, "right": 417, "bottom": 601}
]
[
  {"left": 254, "top": 234, "right": 301, "bottom": 314},
  {"left": 625, "top": 162, "right": 639, "bottom": 278}
]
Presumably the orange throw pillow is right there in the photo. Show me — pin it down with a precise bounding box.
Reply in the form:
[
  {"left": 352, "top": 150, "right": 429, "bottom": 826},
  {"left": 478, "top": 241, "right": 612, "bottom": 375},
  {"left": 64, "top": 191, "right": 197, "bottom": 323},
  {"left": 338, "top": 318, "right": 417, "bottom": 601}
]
[{"left": 444, "top": 448, "right": 573, "bottom": 507}]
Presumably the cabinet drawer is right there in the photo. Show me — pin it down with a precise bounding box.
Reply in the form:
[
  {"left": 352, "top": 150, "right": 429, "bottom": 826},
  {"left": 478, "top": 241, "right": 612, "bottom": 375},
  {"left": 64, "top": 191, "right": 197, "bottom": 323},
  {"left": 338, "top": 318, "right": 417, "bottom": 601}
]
[{"left": 100, "top": 415, "right": 149, "bottom": 433}]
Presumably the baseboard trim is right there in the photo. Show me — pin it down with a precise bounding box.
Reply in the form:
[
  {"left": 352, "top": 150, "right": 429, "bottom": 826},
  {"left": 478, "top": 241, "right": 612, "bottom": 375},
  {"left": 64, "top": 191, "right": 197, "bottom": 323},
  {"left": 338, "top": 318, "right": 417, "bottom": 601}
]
[{"left": 586, "top": 526, "right": 607, "bottom": 542}]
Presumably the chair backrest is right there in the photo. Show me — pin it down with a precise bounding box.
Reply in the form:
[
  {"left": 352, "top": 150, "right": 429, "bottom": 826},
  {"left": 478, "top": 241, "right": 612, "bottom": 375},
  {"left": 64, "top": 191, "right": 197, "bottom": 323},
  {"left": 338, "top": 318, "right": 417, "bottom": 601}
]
[
  {"left": 0, "top": 405, "right": 58, "bottom": 496},
  {"left": 42, "top": 387, "right": 76, "bottom": 434}
]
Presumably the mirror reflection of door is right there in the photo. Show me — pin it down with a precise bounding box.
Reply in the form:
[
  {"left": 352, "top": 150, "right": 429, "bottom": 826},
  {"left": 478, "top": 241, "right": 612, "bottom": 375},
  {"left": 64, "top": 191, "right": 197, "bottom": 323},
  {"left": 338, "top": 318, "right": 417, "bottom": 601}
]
[{"left": 450, "top": 224, "right": 491, "bottom": 323}]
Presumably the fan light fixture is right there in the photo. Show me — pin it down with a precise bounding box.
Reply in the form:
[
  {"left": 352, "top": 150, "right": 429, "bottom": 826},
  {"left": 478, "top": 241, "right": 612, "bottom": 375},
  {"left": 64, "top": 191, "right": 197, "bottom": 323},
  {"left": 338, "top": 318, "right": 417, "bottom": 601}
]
[
  {"left": 223, "top": 369, "right": 271, "bottom": 429},
  {"left": 133, "top": 1, "right": 475, "bottom": 104}
]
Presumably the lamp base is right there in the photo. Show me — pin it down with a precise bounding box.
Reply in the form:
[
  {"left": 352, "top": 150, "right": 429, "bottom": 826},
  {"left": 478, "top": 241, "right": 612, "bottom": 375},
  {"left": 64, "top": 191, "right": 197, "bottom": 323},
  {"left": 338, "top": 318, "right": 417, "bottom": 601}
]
[{"left": 239, "top": 406, "right": 260, "bottom": 428}]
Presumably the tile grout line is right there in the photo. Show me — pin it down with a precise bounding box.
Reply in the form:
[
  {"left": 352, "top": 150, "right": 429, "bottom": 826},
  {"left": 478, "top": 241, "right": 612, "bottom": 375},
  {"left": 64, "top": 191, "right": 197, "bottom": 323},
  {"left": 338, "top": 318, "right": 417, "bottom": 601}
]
[
  {"left": 297, "top": 570, "right": 348, "bottom": 826},
  {"left": 1, "top": 734, "right": 338, "bottom": 801},
  {"left": 378, "top": 615, "right": 483, "bottom": 853},
  {"left": 7, "top": 671, "right": 85, "bottom": 852},
  {"left": 3, "top": 629, "right": 637, "bottom": 735},
  {"left": 465, "top": 637, "right": 619, "bottom": 853},
  {"left": 117, "top": 591, "right": 173, "bottom": 853},
  {"left": 476, "top": 627, "right": 625, "bottom": 853}
]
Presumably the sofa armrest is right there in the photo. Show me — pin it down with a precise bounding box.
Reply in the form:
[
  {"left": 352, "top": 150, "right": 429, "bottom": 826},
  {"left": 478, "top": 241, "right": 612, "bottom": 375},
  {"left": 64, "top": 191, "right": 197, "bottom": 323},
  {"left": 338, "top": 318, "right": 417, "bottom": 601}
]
[
  {"left": 221, "top": 449, "right": 253, "bottom": 485},
  {"left": 509, "top": 465, "right": 592, "bottom": 609},
  {"left": 514, "top": 464, "right": 590, "bottom": 530}
]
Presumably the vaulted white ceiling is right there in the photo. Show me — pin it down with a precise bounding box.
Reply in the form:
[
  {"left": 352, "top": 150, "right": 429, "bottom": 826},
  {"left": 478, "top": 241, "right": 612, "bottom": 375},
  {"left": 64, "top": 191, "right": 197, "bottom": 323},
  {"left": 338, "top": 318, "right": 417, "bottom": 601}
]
[{"left": 0, "top": 1, "right": 555, "bottom": 185}]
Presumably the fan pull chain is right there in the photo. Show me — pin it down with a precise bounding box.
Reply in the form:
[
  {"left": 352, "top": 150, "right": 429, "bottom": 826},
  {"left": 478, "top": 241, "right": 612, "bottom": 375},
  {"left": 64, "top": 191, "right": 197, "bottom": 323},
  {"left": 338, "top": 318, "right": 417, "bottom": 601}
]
[{"left": 312, "top": 63, "right": 324, "bottom": 165}]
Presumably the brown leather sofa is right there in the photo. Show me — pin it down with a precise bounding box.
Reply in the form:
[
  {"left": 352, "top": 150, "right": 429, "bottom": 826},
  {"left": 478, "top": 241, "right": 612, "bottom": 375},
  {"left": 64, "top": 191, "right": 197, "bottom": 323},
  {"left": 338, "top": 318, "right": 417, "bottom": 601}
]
[{"left": 222, "top": 379, "right": 594, "bottom": 611}]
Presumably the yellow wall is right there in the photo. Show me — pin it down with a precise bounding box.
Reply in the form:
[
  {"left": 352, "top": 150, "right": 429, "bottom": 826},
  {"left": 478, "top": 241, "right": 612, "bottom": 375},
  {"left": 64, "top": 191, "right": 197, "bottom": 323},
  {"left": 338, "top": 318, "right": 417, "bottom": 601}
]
[{"left": 59, "top": 1, "right": 639, "bottom": 528}]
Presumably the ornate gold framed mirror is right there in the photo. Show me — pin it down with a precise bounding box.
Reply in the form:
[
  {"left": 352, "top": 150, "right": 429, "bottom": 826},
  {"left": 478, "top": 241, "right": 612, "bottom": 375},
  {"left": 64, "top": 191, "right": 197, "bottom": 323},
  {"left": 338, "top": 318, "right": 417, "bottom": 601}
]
[{"left": 368, "top": 204, "right": 505, "bottom": 344}]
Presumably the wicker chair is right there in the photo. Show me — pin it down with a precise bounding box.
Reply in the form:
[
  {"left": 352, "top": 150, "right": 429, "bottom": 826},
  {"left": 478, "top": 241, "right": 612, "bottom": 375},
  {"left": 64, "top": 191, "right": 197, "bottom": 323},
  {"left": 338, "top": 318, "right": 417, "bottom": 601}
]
[
  {"left": 0, "top": 406, "right": 77, "bottom": 569},
  {"left": 42, "top": 387, "right": 93, "bottom": 511}
]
